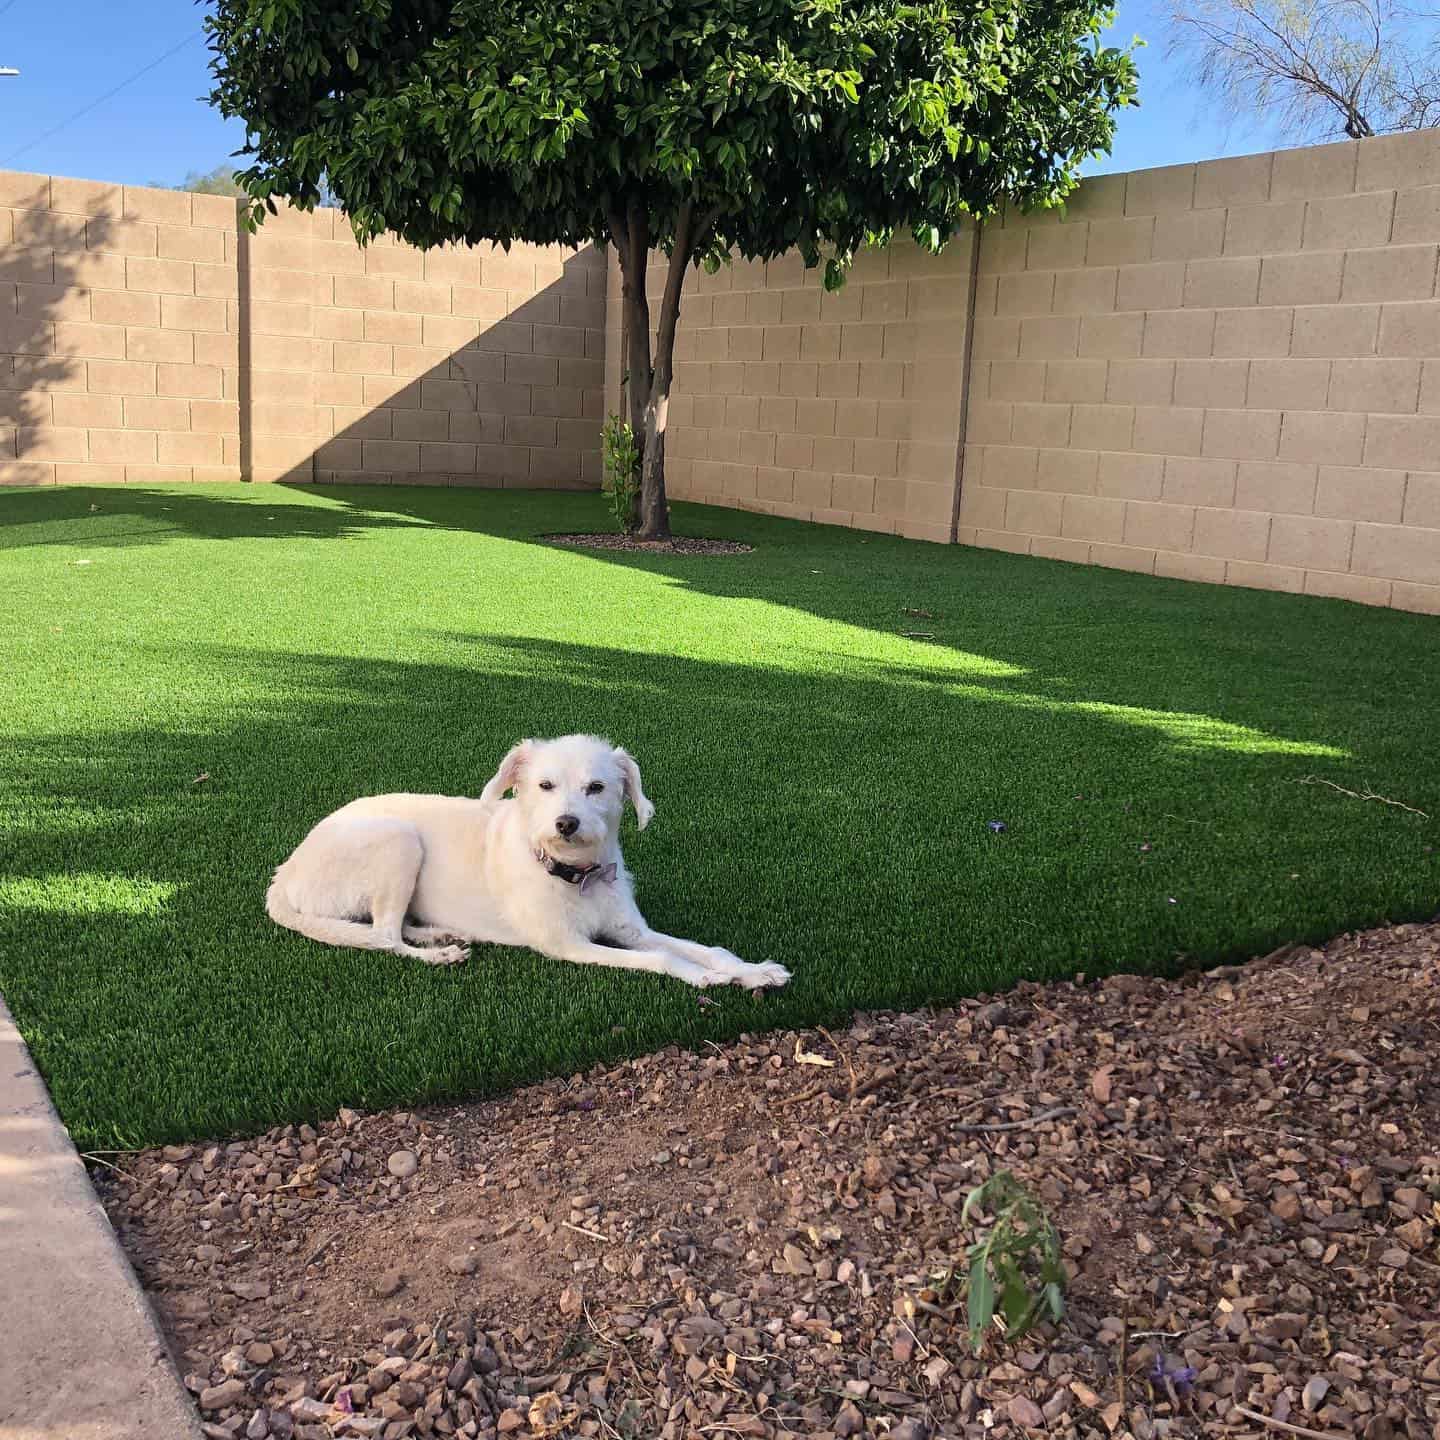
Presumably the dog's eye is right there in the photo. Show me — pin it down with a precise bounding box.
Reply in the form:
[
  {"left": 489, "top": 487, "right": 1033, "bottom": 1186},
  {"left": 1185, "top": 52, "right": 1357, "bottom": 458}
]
[
  {"left": 586, "top": 782, "right": 605, "bottom": 795},
  {"left": 538, "top": 780, "right": 555, "bottom": 791}
]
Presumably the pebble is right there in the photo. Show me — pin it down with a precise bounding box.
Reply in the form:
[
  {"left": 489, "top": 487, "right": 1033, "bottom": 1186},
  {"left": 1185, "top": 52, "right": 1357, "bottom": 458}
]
[
  {"left": 199, "top": 1378, "right": 247, "bottom": 1410},
  {"left": 386, "top": 1149, "right": 418, "bottom": 1179},
  {"left": 91, "top": 918, "right": 1440, "bottom": 1440},
  {"left": 1008, "top": 1396, "right": 1045, "bottom": 1429}
]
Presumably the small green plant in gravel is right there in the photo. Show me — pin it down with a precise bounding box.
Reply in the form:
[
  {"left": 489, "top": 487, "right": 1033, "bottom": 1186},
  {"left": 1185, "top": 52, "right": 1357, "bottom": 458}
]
[
  {"left": 942, "top": 1171, "right": 1067, "bottom": 1353},
  {"left": 602, "top": 414, "right": 640, "bottom": 536}
]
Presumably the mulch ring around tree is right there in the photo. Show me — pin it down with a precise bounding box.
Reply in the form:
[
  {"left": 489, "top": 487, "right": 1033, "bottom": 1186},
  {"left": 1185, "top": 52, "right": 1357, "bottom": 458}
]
[
  {"left": 100, "top": 920, "right": 1439, "bottom": 1440},
  {"left": 542, "top": 532, "right": 754, "bottom": 556}
]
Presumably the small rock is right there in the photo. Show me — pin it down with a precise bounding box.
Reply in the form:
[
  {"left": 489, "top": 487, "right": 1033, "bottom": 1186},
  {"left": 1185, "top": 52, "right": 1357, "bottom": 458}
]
[
  {"left": 1271, "top": 1190, "right": 1302, "bottom": 1222},
  {"left": 1043, "top": 1390, "right": 1073, "bottom": 1423},
  {"left": 387, "top": 1150, "right": 418, "bottom": 1179},
  {"left": 446, "top": 1358, "right": 473, "bottom": 1391},
  {"left": 559, "top": 1286, "right": 583, "bottom": 1317},
  {"left": 890, "top": 1423, "right": 928, "bottom": 1440},
  {"left": 200, "top": 1378, "right": 248, "bottom": 1411},
  {"left": 445, "top": 1253, "right": 478, "bottom": 1275},
  {"left": 1378, "top": 1248, "right": 1409, "bottom": 1269},
  {"left": 1303, "top": 1377, "right": 1331, "bottom": 1413},
  {"left": 374, "top": 1270, "right": 405, "bottom": 1298},
  {"left": 782, "top": 1242, "right": 812, "bottom": 1275},
  {"left": 246, "top": 1408, "right": 270, "bottom": 1440},
  {"left": 834, "top": 1400, "right": 864, "bottom": 1437},
  {"left": 1008, "top": 1396, "right": 1045, "bottom": 1429},
  {"left": 246, "top": 1343, "right": 275, "bottom": 1367},
  {"left": 861, "top": 1155, "right": 889, "bottom": 1190},
  {"left": 1263, "top": 1312, "right": 1307, "bottom": 1341},
  {"left": 496, "top": 1410, "right": 525, "bottom": 1433}
]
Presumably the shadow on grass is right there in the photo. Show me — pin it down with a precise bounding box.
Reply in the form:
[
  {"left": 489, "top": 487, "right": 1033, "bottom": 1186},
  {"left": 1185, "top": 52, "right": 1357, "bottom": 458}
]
[
  {"left": 1, "top": 630, "right": 1434, "bottom": 1150},
  {"left": 4, "top": 481, "right": 1436, "bottom": 764}
]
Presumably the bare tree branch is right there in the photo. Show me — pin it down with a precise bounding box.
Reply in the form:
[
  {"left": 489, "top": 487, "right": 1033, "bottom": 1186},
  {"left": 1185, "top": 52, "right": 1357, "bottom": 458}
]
[{"left": 1167, "top": 0, "right": 1440, "bottom": 140}]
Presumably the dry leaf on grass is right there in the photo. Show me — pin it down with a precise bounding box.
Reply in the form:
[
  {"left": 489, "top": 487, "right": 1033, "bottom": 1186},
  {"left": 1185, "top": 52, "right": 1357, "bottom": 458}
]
[{"left": 793, "top": 1039, "right": 835, "bottom": 1068}]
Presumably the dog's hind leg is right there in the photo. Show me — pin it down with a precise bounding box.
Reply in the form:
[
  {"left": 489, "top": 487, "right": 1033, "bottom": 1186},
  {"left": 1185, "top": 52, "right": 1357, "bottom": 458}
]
[
  {"left": 402, "top": 923, "right": 464, "bottom": 946},
  {"left": 266, "top": 821, "right": 468, "bottom": 966}
]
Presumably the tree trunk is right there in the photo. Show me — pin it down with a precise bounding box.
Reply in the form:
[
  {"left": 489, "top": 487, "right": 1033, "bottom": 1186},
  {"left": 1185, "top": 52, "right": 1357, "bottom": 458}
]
[
  {"left": 618, "top": 212, "right": 652, "bottom": 535},
  {"left": 611, "top": 201, "right": 702, "bottom": 542},
  {"left": 637, "top": 356, "right": 672, "bottom": 539}
]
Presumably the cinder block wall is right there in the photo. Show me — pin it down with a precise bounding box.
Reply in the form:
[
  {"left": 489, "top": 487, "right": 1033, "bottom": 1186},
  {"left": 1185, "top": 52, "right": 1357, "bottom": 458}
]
[
  {"left": 4, "top": 135, "right": 1439, "bottom": 613},
  {"left": 0, "top": 172, "right": 605, "bottom": 490},
  {"left": 610, "top": 232, "right": 976, "bottom": 542},
  {"left": 965, "top": 132, "right": 1440, "bottom": 614},
  {"left": 606, "top": 130, "right": 1440, "bottom": 613}
]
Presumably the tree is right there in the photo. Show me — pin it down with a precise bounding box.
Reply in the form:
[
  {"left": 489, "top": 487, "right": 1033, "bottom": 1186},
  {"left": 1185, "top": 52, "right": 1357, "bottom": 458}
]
[
  {"left": 208, "top": 0, "right": 1136, "bottom": 538},
  {"left": 1168, "top": 0, "right": 1440, "bottom": 140},
  {"left": 174, "top": 164, "right": 248, "bottom": 196}
]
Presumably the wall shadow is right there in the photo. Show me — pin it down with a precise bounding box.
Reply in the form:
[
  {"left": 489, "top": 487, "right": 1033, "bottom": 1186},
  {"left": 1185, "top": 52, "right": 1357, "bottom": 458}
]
[
  {"left": 245, "top": 243, "right": 606, "bottom": 494},
  {"left": 1, "top": 632, "right": 1434, "bottom": 1150}
]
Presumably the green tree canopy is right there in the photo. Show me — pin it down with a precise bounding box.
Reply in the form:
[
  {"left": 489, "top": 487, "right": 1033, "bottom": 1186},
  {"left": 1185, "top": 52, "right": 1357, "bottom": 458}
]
[
  {"left": 174, "top": 163, "right": 248, "bottom": 196},
  {"left": 209, "top": 0, "right": 1137, "bottom": 536}
]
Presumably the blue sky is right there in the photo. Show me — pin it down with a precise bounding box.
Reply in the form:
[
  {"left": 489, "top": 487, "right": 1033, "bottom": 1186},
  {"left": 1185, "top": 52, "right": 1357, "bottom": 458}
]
[{"left": 0, "top": 0, "right": 1291, "bottom": 190}]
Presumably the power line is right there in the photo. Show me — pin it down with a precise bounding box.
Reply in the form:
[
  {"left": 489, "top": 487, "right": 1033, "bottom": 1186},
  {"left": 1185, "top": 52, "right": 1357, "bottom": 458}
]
[{"left": 2, "top": 28, "right": 206, "bottom": 167}]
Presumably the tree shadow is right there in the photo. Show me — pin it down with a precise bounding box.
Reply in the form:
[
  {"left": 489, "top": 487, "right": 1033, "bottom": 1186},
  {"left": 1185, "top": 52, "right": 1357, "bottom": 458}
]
[
  {"left": 1, "top": 632, "right": 1433, "bottom": 1150},
  {"left": 1, "top": 185, "right": 110, "bottom": 483},
  {"left": 0, "top": 484, "right": 435, "bottom": 550}
]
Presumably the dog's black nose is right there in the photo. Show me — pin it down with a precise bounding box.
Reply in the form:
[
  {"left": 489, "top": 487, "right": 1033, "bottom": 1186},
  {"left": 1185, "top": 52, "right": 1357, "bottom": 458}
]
[{"left": 555, "top": 814, "right": 580, "bottom": 838}]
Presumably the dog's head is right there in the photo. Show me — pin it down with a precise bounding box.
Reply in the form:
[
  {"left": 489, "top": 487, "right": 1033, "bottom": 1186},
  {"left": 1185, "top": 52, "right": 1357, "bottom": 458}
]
[{"left": 479, "top": 734, "right": 653, "bottom": 859}]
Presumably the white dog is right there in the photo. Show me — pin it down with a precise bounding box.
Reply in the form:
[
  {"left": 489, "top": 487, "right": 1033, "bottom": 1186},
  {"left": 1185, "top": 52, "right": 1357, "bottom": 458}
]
[{"left": 265, "top": 734, "right": 791, "bottom": 990}]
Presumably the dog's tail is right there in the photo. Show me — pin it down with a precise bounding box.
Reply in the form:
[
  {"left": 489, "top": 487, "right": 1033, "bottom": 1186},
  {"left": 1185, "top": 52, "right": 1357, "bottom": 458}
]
[{"left": 265, "top": 875, "right": 401, "bottom": 953}]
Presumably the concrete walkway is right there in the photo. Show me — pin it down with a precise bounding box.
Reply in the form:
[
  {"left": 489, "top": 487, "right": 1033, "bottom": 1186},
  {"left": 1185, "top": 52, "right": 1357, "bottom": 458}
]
[{"left": 0, "top": 997, "right": 201, "bottom": 1440}]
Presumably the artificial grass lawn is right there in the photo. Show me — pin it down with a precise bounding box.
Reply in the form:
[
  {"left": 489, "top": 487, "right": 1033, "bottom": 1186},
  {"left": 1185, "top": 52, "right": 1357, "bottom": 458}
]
[{"left": 1, "top": 484, "right": 1436, "bottom": 1150}]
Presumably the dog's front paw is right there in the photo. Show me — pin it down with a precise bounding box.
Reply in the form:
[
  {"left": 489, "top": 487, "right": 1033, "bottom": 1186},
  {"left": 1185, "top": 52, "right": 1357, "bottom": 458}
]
[
  {"left": 422, "top": 944, "right": 469, "bottom": 967},
  {"left": 673, "top": 958, "right": 717, "bottom": 988},
  {"left": 736, "top": 960, "right": 791, "bottom": 990}
]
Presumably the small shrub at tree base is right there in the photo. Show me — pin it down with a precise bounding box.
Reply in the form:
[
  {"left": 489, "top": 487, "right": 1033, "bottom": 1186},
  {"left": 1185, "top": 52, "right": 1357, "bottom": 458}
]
[
  {"left": 601, "top": 414, "right": 640, "bottom": 536},
  {"left": 936, "top": 1171, "right": 1067, "bottom": 1354}
]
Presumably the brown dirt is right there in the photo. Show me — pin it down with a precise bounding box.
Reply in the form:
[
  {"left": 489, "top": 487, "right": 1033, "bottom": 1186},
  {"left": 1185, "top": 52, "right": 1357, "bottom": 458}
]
[
  {"left": 542, "top": 533, "right": 754, "bottom": 556},
  {"left": 99, "top": 922, "right": 1440, "bottom": 1440}
]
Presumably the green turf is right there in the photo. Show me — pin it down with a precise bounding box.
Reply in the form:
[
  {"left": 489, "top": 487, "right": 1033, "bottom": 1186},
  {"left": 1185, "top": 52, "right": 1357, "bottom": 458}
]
[{"left": 1, "top": 483, "right": 1436, "bottom": 1149}]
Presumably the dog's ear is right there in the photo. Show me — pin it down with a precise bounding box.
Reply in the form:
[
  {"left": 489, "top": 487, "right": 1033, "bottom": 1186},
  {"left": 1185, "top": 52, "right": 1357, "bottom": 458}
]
[
  {"left": 479, "top": 739, "right": 533, "bottom": 804},
  {"left": 613, "top": 747, "right": 654, "bottom": 830}
]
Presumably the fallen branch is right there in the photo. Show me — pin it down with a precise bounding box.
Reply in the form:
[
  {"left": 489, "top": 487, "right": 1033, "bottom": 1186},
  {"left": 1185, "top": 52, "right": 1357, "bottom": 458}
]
[
  {"left": 1231, "top": 1404, "right": 1354, "bottom": 1440},
  {"left": 1298, "top": 775, "right": 1429, "bottom": 820},
  {"left": 954, "top": 1105, "right": 1076, "bottom": 1134},
  {"left": 562, "top": 1221, "right": 611, "bottom": 1243},
  {"left": 776, "top": 1064, "right": 900, "bottom": 1109},
  {"left": 81, "top": 1152, "right": 132, "bottom": 1177},
  {"left": 817, "top": 1025, "right": 857, "bottom": 1094}
]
